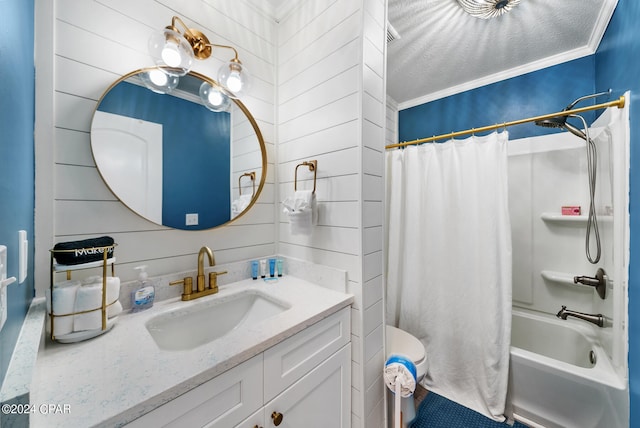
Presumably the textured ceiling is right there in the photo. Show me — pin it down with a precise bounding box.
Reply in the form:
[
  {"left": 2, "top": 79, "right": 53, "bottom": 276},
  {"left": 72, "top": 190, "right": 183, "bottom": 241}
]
[
  {"left": 246, "top": 0, "right": 618, "bottom": 109},
  {"left": 387, "top": 0, "right": 618, "bottom": 108}
]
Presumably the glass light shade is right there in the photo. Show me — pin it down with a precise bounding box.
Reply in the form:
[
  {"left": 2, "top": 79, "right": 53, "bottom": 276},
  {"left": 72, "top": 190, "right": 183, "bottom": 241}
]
[
  {"left": 199, "top": 82, "right": 232, "bottom": 112},
  {"left": 456, "top": 0, "right": 521, "bottom": 19},
  {"left": 217, "top": 60, "right": 251, "bottom": 99},
  {"left": 140, "top": 68, "right": 180, "bottom": 94},
  {"left": 148, "top": 28, "right": 194, "bottom": 76}
]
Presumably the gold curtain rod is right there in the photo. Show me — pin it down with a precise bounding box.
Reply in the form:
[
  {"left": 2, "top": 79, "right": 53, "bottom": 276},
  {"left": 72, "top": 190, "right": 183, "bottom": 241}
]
[{"left": 385, "top": 95, "right": 626, "bottom": 150}]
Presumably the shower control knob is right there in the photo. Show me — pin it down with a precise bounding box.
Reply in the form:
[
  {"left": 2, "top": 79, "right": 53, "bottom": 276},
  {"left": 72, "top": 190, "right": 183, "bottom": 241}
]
[{"left": 573, "top": 268, "right": 607, "bottom": 300}]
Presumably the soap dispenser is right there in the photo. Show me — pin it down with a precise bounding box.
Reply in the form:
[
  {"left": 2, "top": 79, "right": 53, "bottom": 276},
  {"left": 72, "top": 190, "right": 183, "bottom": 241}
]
[{"left": 131, "top": 265, "right": 155, "bottom": 312}]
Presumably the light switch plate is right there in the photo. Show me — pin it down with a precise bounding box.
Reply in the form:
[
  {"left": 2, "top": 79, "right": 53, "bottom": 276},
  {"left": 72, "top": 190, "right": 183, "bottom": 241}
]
[
  {"left": 0, "top": 283, "right": 6, "bottom": 332},
  {"left": 0, "top": 245, "right": 17, "bottom": 332},
  {"left": 185, "top": 213, "right": 199, "bottom": 226},
  {"left": 19, "top": 230, "right": 27, "bottom": 284}
]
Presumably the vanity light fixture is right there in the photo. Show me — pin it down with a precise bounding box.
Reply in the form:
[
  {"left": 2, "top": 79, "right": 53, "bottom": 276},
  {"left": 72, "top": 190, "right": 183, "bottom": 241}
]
[
  {"left": 199, "top": 81, "right": 232, "bottom": 112},
  {"left": 456, "top": 0, "right": 521, "bottom": 19},
  {"left": 139, "top": 68, "right": 180, "bottom": 94},
  {"left": 148, "top": 16, "right": 251, "bottom": 98}
]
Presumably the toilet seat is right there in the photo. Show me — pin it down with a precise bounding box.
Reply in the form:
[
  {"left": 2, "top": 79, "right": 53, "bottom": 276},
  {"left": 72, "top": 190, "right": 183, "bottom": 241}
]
[{"left": 386, "top": 325, "right": 427, "bottom": 379}]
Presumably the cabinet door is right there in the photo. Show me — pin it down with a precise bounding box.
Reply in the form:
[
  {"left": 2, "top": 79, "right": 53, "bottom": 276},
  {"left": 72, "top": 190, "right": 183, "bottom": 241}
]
[
  {"left": 263, "top": 307, "right": 350, "bottom": 402},
  {"left": 265, "top": 344, "right": 351, "bottom": 428},
  {"left": 126, "top": 354, "right": 263, "bottom": 428}
]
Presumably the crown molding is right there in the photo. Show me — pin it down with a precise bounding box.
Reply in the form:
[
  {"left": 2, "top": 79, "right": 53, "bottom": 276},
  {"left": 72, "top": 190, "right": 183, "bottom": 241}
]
[
  {"left": 398, "top": 0, "right": 618, "bottom": 111},
  {"left": 398, "top": 46, "right": 595, "bottom": 111}
]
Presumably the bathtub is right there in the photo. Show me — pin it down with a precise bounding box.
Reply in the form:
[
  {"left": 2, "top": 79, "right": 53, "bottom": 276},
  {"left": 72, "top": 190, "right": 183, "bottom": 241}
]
[{"left": 509, "top": 308, "right": 628, "bottom": 428}]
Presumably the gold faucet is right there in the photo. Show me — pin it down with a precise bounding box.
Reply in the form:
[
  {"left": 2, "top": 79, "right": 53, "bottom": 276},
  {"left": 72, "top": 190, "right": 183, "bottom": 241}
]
[
  {"left": 170, "top": 246, "right": 227, "bottom": 301},
  {"left": 197, "top": 246, "right": 215, "bottom": 292}
]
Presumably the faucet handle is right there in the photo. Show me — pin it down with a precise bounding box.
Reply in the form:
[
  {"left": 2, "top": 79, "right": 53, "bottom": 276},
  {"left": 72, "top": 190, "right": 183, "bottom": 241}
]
[
  {"left": 208, "top": 270, "right": 227, "bottom": 292},
  {"left": 170, "top": 277, "right": 193, "bottom": 300}
]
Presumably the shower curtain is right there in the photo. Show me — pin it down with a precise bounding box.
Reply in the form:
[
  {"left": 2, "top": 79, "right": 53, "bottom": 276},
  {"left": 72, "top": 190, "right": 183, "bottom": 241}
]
[{"left": 386, "top": 132, "right": 512, "bottom": 422}]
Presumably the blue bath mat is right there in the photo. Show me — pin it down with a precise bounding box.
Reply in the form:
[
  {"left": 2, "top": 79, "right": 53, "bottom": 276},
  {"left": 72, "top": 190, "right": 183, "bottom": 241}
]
[{"left": 410, "top": 392, "right": 529, "bottom": 428}]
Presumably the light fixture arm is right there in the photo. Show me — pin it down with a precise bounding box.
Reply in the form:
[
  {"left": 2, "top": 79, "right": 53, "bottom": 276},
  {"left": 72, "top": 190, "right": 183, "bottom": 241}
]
[
  {"left": 205, "top": 43, "right": 240, "bottom": 62},
  {"left": 167, "top": 16, "right": 192, "bottom": 37},
  {"left": 166, "top": 16, "right": 241, "bottom": 63},
  {"left": 165, "top": 16, "right": 214, "bottom": 60}
]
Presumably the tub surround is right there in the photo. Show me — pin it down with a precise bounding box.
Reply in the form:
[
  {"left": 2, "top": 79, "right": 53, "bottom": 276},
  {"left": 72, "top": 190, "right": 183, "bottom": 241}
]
[{"left": 30, "top": 275, "right": 352, "bottom": 427}]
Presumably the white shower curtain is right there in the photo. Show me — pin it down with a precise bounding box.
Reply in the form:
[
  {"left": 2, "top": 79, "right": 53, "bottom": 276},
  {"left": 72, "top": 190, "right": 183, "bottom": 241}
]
[{"left": 386, "top": 131, "right": 512, "bottom": 422}]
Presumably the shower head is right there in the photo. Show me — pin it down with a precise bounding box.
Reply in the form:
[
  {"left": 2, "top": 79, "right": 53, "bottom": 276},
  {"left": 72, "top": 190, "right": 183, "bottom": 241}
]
[
  {"left": 535, "top": 115, "right": 588, "bottom": 141},
  {"left": 534, "top": 89, "right": 612, "bottom": 141},
  {"left": 535, "top": 116, "right": 567, "bottom": 129}
]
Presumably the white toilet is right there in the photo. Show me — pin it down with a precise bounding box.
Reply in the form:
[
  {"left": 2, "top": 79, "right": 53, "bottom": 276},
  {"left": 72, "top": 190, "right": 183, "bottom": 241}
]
[{"left": 386, "top": 325, "right": 428, "bottom": 427}]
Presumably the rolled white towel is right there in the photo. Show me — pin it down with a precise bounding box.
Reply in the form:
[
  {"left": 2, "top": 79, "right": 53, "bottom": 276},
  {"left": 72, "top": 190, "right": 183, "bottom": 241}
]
[
  {"left": 384, "top": 355, "right": 417, "bottom": 398},
  {"left": 73, "top": 277, "right": 121, "bottom": 332},
  {"left": 45, "top": 280, "right": 81, "bottom": 337}
]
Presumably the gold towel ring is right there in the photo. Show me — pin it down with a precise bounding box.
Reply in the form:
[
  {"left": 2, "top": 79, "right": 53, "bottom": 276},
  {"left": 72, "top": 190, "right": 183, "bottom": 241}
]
[
  {"left": 294, "top": 160, "right": 317, "bottom": 193},
  {"left": 239, "top": 171, "right": 256, "bottom": 196}
]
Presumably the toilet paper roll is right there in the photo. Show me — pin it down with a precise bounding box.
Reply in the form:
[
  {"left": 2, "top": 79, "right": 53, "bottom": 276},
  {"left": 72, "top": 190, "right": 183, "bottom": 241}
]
[{"left": 46, "top": 280, "right": 81, "bottom": 337}]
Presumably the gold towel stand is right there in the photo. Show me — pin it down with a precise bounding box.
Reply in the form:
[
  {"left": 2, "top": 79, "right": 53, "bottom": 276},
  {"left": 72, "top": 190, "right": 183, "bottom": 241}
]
[
  {"left": 294, "top": 160, "right": 317, "bottom": 194},
  {"left": 239, "top": 171, "right": 256, "bottom": 196}
]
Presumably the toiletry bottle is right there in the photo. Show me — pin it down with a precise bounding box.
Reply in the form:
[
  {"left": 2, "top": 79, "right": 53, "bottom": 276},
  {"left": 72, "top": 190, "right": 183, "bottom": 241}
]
[
  {"left": 131, "top": 266, "right": 155, "bottom": 312},
  {"left": 251, "top": 260, "right": 259, "bottom": 280},
  {"left": 269, "top": 258, "right": 276, "bottom": 277},
  {"left": 276, "top": 258, "right": 283, "bottom": 277},
  {"left": 260, "top": 259, "right": 267, "bottom": 278}
]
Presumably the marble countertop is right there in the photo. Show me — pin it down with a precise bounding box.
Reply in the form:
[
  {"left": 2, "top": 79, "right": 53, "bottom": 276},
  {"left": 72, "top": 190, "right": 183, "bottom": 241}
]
[{"left": 30, "top": 276, "right": 353, "bottom": 428}]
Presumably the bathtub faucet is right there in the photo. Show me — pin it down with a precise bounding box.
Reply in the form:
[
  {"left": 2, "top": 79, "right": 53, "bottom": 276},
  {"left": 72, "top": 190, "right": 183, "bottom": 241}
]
[{"left": 556, "top": 305, "right": 605, "bottom": 327}]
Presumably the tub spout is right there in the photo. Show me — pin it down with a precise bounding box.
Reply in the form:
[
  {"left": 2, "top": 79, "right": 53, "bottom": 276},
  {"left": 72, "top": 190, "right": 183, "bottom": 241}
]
[{"left": 556, "top": 305, "right": 605, "bottom": 328}]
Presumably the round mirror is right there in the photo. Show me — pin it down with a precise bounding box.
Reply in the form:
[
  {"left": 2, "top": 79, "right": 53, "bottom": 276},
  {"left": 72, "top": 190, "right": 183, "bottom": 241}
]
[{"left": 90, "top": 68, "right": 266, "bottom": 230}]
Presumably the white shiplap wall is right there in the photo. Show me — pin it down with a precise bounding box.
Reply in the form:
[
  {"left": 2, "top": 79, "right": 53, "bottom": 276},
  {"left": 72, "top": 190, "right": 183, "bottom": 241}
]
[
  {"left": 276, "top": 0, "right": 387, "bottom": 426},
  {"left": 35, "top": 0, "right": 388, "bottom": 425},
  {"left": 35, "top": 0, "right": 277, "bottom": 292}
]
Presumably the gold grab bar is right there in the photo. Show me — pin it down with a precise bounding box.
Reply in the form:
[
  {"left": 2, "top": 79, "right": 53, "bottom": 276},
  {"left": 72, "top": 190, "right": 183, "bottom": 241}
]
[{"left": 294, "top": 160, "right": 317, "bottom": 194}]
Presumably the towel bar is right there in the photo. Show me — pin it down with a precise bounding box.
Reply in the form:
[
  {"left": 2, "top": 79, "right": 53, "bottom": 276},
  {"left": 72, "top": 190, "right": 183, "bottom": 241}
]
[{"left": 294, "top": 160, "right": 317, "bottom": 193}]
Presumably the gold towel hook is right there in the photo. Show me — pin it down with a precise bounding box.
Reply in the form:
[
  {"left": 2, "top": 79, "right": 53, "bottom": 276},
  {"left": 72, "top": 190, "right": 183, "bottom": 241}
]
[
  {"left": 239, "top": 171, "right": 256, "bottom": 196},
  {"left": 294, "top": 160, "right": 317, "bottom": 193}
]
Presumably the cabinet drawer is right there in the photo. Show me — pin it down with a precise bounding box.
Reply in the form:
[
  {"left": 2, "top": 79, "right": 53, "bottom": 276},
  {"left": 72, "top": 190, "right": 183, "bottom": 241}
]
[
  {"left": 263, "top": 307, "right": 350, "bottom": 402},
  {"left": 126, "top": 354, "right": 263, "bottom": 428}
]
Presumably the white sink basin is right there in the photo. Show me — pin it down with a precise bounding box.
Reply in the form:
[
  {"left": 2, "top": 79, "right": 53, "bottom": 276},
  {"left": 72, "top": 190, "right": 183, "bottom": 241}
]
[{"left": 145, "top": 289, "right": 291, "bottom": 351}]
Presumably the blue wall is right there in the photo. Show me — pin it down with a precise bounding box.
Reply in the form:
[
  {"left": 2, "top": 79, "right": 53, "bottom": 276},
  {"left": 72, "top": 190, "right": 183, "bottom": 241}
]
[
  {"left": 399, "top": 55, "right": 596, "bottom": 142},
  {"left": 398, "top": 1, "right": 639, "bottom": 425},
  {"left": 595, "top": 0, "right": 640, "bottom": 424},
  {"left": 0, "top": 0, "right": 35, "bottom": 386},
  {"left": 97, "top": 82, "right": 231, "bottom": 229}
]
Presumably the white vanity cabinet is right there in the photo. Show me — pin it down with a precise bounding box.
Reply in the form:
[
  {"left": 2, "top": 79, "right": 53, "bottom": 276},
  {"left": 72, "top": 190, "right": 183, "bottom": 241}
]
[
  {"left": 125, "top": 355, "right": 263, "bottom": 428},
  {"left": 126, "top": 306, "right": 351, "bottom": 428}
]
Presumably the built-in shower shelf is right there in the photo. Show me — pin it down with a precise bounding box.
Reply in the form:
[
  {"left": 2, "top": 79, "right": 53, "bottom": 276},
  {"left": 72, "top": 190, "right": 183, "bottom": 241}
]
[
  {"left": 540, "top": 212, "right": 613, "bottom": 224},
  {"left": 540, "top": 270, "right": 593, "bottom": 291}
]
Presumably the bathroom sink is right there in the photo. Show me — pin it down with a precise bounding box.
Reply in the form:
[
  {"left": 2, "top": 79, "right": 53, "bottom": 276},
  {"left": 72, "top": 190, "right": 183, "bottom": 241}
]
[{"left": 145, "top": 290, "right": 290, "bottom": 351}]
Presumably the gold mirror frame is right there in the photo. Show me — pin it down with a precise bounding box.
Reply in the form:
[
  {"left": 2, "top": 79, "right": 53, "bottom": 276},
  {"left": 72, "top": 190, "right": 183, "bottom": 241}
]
[{"left": 90, "top": 68, "right": 267, "bottom": 230}]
